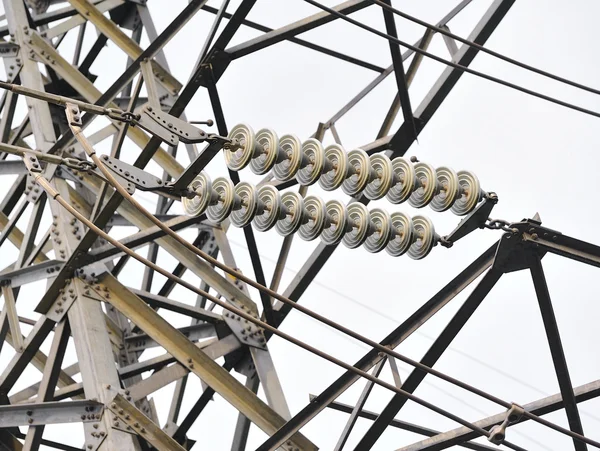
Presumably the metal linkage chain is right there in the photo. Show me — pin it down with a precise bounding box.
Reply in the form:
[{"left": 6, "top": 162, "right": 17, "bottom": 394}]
[
  {"left": 224, "top": 124, "right": 489, "bottom": 216},
  {"left": 484, "top": 218, "right": 517, "bottom": 233},
  {"left": 0, "top": 142, "right": 97, "bottom": 172},
  {"left": 182, "top": 171, "right": 439, "bottom": 260}
]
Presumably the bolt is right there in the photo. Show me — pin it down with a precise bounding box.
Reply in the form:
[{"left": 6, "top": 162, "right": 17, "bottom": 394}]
[
  {"left": 93, "top": 423, "right": 99, "bottom": 429},
  {"left": 531, "top": 233, "right": 538, "bottom": 240},
  {"left": 111, "top": 403, "right": 117, "bottom": 409},
  {"left": 134, "top": 422, "right": 140, "bottom": 428},
  {"left": 28, "top": 418, "right": 33, "bottom": 424},
  {"left": 26, "top": 410, "right": 33, "bottom": 416},
  {"left": 81, "top": 415, "right": 86, "bottom": 420}
]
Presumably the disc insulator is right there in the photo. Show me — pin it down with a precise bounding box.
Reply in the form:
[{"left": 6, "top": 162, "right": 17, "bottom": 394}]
[
  {"left": 408, "top": 162, "right": 437, "bottom": 208},
  {"left": 320, "top": 200, "right": 348, "bottom": 245},
  {"left": 430, "top": 166, "right": 460, "bottom": 212},
  {"left": 272, "top": 134, "right": 302, "bottom": 182},
  {"left": 451, "top": 170, "right": 483, "bottom": 216},
  {"left": 225, "top": 123, "right": 262, "bottom": 171},
  {"left": 298, "top": 195, "right": 327, "bottom": 241},
  {"left": 276, "top": 192, "right": 305, "bottom": 236},
  {"left": 364, "top": 154, "right": 393, "bottom": 200},
  {"left": 342, "top": 203, "right": 371, "bottom": 249},
  {"left": 341, "top": 149, "right": 370, "bottom": 197},
  {"left": 182, "top": 172, "right": 213, "bottom": 217},
  {"left": 206, "top": 177, "right": 235, "bottom": 224},
  {"left": 364, "top": 208, "right": 392, "bottom": 253},
  {"left": 319, "top": 144, "right": 350, "bottom": 191},
  {"left": 230, "top": 182, "right": 259, "bottom": 228},
  {"left": 296, "top": 138, "right": 325, "bottom": 186},
  {"left": 386, "top": 157, "right": 416, "bottom": 204},
  {"left": 253, "top": 185, "right": 282, "bottom": 232},
  {"left": 386, "top": 211, "right": 414, "bottom": 257},
  {"left": 250, "top": 128, "right": 279, "bottom": 175},
  {"left": 407, "top": 215, "right": 436, "bottom": 260}
]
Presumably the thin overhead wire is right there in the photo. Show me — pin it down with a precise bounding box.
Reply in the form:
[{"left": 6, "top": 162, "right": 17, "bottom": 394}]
[
  {"left": 83, "top": 147, "right": 598, "bottom": 448},
  {"left": 1, "top": 79, "right": 596, "bottom": 446},
  {"left": 30, "top": 173, "right": 524, "bottom": 450},
  {"left": 302, "top": 0, "right": 600, "bottom": 120},
  {"left": 67, "top": 116, "right": 597, "bottom": 448},
  {"left": 371, "top": 0, "right": 600, "bottom": 97},
  {"left": 226, "top": 237, "right": 600, "bottom": 427}
]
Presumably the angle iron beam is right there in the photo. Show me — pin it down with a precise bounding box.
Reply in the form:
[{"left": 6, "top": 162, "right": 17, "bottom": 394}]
[
  {"left": 389, "top": 0, "right": 515, "bottom": 151},
  {"left": 22, "top": 319, "right": 71, "bottom": 450},
  {"left": 523, "top": 229, "right": 600, "bottom": 268},
  {"left": 530, "top": 257, "right": 587, "bottom": 450},
  {"left": 99, "top": 274, "right": 317, "bottom": 450},
  {"left": 0, "top": 400, "right": 103, "bottom": 427},
  {"left": 396, "top": 378, "right": 600, "bottom": 451},
  {"left": 225, "top": 0, "right": 371, "bottom": 59},
  {"left": 322, "top": 397, "right": 499, "bottom": 451},
  {"left": 200, "top": 3, "right": 384, "bottom": 72},
  {"left": 257, "top": 241, "right": 499, "bottom": 450},
  {"left": 354, "top": 269, "right": 503, "bottom": 450},
  {"left": 67, "top": 0, "right": 181, "bottom": 94},
  {"left": 127, "top": 334, "right": 240, "bottom": 402},
  {"left": 108, "top": 393, "right": 186, "bottom": 451},
  {"left": 380, "top": 0, "right": 415, "bottom": 138},
  {"left": 335, "top": 358, "right": 386, "bottom": 451}
]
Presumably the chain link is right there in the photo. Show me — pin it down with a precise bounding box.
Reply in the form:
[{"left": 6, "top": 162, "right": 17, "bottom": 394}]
[
  {"left": 62, "top": 157, "right": 96, "bottom": 171},
  {"left": 105, "top": 108, "right": 140, "bottom": 123},
  {"left": 484, "top": 218, "right": 515, "bottom": 233}
]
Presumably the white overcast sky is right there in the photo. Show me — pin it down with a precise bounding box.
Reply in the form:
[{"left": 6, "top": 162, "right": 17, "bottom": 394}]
[{"left": 2, "top": 0, "right": 600, "bottom": 450}]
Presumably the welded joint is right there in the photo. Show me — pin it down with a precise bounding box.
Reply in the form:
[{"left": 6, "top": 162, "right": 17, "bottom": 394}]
[{"left": 488, "top": 403, "right": 524, "bottom": 444}]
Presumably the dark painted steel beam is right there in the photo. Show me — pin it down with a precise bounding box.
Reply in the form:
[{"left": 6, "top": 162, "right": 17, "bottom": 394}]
[
  {"left": 226, "top": 0, "right": 371, "bottom": 59},
  {"left": 380, "top": 0, "right": 416, "bottom": 139},
  {"left": 389, "top": 0, "right": 515, "bottom": 152},
  {"left": 354, "top": 269, "right": 503, "bottom": 450},
  {"left": 530, "top": 257, "right": 587, "bottom": 451},
  {"left": 397, "top": 378, "right": 600, "bottom": 451},
  {"left": 322, "top": 397, "right": 499, "bottom": 451},
  {"left": 200, "top": 4, "right": 384, "bottom": 72},
  {"left": 257, "top": 241, "right": 499, "bottom": 450}
]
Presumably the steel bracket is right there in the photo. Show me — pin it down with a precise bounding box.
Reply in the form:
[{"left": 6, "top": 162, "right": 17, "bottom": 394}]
[
  {"left": 443, "top": 194, "right": 498, "bottom": 244},
  {"left": 223, "top": 301, "right": 267, "bottom": 350},
  {"left": 134, "top": 108, "right": 180, "bottom": 146},
  {"left": 492, "top": 219, "right": 548, "bottom": 273},
  {"left": 46, "top": 280, "right": 78, "bottom": 323},
  {"left": 99, "top": 154, "right": 166, "bottom": 195},
  {"left": 141, "top": 104, "right": 208, "bottom": 144}
]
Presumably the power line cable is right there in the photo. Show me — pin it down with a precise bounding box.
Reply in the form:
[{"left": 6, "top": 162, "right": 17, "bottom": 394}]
[
  {"left": 302, "top": 0, "right": 600, "bottom": 120},
  {"left": 226, "top": 238, "right": 600, "bottom": 430},
  {"left": 30, "top": 173, "right": 527, "bottom": 451},
  {"left": 5, "top": 84, "right": 596, "bottom": 448},
  {"left": 371, "top": 0, "right": 600, "bottom": 97}
]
